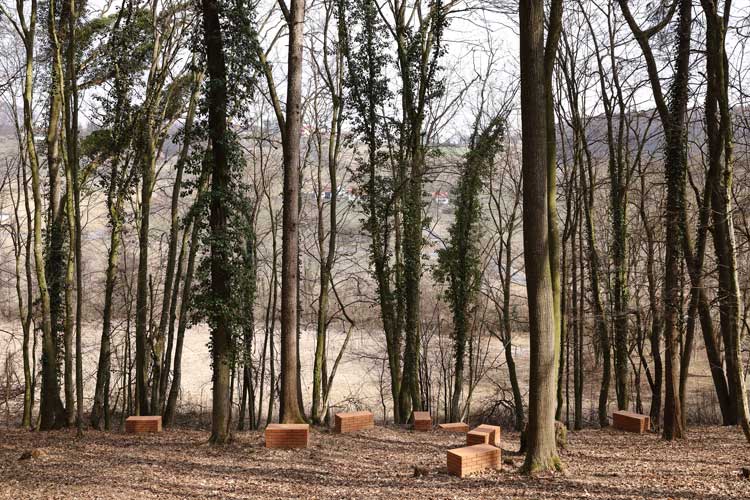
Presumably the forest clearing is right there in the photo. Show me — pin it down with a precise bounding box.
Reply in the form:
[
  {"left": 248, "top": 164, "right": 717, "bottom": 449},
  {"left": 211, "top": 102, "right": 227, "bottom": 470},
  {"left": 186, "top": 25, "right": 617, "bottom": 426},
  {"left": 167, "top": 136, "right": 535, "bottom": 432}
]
[
  {"left": 2, "top": 426, "right": 749, "bottom": 499},
  {"left": 4, "top": 0, "right": 750, "bottom": 495}
]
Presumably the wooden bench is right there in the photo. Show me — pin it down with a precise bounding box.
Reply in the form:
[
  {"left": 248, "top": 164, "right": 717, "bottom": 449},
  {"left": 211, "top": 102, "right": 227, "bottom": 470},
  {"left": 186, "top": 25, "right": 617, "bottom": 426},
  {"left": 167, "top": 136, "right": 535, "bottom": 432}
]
[
  {"left": 125, "top": 416, "right": 162, "bottom": 433},
  {"left": 438, "top": 422, "right": 469, "bottom": 433},
  {"left": 413, "top": 411, "right": 432, "bottom": 431},
  {"left": 447, "top": 444, "right": 501, "bottom": 478},
  {"left": 334, "top": 411, "right": 374, "bottom": 433},
  {"left": 265, "top": 423, "right": 309, "bottom": 449},
  {"left": 612, "top": 411, "right": 650, "bottom": 433}
]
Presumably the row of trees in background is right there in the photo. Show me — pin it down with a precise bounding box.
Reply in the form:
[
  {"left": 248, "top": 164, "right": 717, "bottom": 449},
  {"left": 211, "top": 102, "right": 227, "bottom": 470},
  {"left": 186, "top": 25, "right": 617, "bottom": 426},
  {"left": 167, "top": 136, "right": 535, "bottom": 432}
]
[
  {"left": 2, "top": 0, "right": 750, "bottom": 473},
  {"left": 519, "top": 0, "right": 750, "bottom": 470}
]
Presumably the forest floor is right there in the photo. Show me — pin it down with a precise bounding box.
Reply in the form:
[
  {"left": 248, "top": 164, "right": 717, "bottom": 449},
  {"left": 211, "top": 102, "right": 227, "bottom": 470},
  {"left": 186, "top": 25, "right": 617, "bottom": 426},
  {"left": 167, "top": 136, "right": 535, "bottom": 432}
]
[{"left": 0, "top": 424, "right": 748, "bottom": 499}]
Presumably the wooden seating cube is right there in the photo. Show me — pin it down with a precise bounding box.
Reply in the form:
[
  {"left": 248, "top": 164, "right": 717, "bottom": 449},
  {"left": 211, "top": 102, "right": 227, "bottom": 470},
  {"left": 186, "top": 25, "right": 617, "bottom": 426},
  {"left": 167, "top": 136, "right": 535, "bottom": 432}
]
[
  {"left": 265, "top": 423, "right": 309, "bottom": 449},
  {"left": 334, "top": 411, "right": 374, "bottom": 433},
  {"left": 438, "top": 422, "right": 469, "bottom": 433},
  {"left": 473, "top": 424, "right": 501, "bottom": 447},
  {"left": 413, "top": 411, "right": 432, "bottom": 431},
  {"left": 612, "top": 411, "right": 650, "bottom": 433},
  {"left": 447, "top": 444, "right": 501, "bottom": 478},
  {"left": 467, "top": 429, "right": 491, "bottom": 446},
  {"left": 125, "top": 416, "right": 162, "bottom": 433}
]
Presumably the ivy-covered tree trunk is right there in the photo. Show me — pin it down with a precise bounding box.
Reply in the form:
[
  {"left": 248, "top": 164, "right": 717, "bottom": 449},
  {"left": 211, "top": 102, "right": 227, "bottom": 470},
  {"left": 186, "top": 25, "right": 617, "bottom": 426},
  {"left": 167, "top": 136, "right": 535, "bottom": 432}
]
[
  {"left": 618, "top": 0, "right": 692, "bottom": 441},
  {"left": 343, "top": 0, "right": 404, "bottom": 423},
  {"left": 62, "top": 0, "right": 84, "bottom": 433},
  {"left": 400, "top": 169, "right": 423, "bottom": 418},
  {"left": 661, "top": 0, "right": 692, "bottom": 441},
  {"left": 40, "top": 0, "right": 68, "bottom": 430},
  {"left": 439, "top": 111, "right": 504, "bottom": 423},
  {"left": 11, "top": 0, "right": 55, "bottom": 431},
  {"left": 201, "top": 0, "right": 233, "bottom": 444},
  {"left": 134, "top": 111, "right": 154, "bottom": 416},
  {"left": 394, "top": 6, "right": 423, "bottom": 420},
  {"left": 91, "top": 6, "right": 138, "bottom": 429},
  {"left": 393, "top": 0, "right": 450, "bottom": 420}
]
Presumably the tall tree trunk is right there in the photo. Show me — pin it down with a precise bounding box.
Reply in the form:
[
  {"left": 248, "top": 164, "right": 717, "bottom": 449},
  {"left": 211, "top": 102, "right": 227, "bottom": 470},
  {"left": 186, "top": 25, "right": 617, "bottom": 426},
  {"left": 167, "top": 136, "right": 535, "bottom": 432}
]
[
  {"left": 502, "top": 216, "right": 524, "bottom": 431},
  {"left": 580, "top": 145, "right": 611, "bottom": 428},
  {"left": 63, "top": 235, "right": 75, "bottom": 426},
  {"left": 661, "top": 0, "right": 692, "bottom": 441},
  {"left": 618, "top": 0, "right": 692, "bottom": 440},
  {"left": 638, "top": 166, "right": 663, "bottom": 428},
  {"left": 135, "top": 137, "right": 153, "bottom": 416},
  {"left": 153, "top": 67, "right": 202, "bottom": 416},
  {"left": 134, "top": 3, "right": 166, "bottom": 416},
  {"left": 571, "top": 196, "right": 582, "bottom": 430},
  {"left": 91, "top": 141, "right": 126, "bottom": 428},
  {"left": 279, "top": 0, "right": 307, "bottom": 424},
  {"left": 520, "top": 0, "right": 561, "bottom": 473},
  {"left": 39, "top": 0, "right": 68, "bottom": 430},
  {"left": 311, "top": 8, "right": 345, "bottom": 422},
  {"left": 702, "top": 0, "right": 750, "bottom": 441},
  {"left": 91, "top": 9, "right": 134, "bottom": 426},
  {"left": 201, "top": 0, "right": 233, "bottom": 443},
  {"left": 62, "top": 0, "right": 84, "bottom": 434},
  {"left": 543, "top": 0, "right": 563, "bottom": 419},
  {"left": 164, "top": 190, "right": 204, "bottom": 425}
]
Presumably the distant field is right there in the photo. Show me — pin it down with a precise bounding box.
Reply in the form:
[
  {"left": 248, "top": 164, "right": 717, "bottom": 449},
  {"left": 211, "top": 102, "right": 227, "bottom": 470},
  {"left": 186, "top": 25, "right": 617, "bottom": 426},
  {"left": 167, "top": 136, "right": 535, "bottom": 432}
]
[{"left": 0, "top": 317, "right": 724, "bottom": 427}]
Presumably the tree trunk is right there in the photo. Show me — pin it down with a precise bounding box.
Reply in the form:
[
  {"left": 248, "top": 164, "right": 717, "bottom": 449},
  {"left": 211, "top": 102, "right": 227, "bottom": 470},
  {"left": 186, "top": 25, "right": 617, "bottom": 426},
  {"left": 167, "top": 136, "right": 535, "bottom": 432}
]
[
  {"left": 279, "top": 0, "right": 307, "bottom": 424},
  {"left": 661, "top": 0, "right": 692, "bottom": 441},
  {"left": 39, "top": 0, "right": 68, "bottom": 430},
  {"left": 519, "top": 0, "right": 561, "bottom": 473},
  {"left": 200, "top": 0, "right": 233, "bottom": 443},
  {"left": 702, "top": 0, "right": 750, "bottom": 441},
  {"left": 502, "top": 218, "right": 524, "bottom": 431},
  {"left": 153, "top": 67, "right": 202, "bottom": 416},
  {"left": 164, "top": 191, "right": 204, "bottom": 425},
  {"left": 638, "top": 167, "right": 663, "bottom": 428}
]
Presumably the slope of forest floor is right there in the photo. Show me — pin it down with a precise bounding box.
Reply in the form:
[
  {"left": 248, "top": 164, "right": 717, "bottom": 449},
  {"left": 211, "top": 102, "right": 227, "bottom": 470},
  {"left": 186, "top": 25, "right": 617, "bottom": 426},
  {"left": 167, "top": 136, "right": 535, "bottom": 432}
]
[{"left": 0, "top": 424, "right": 748, "bottom": 499}]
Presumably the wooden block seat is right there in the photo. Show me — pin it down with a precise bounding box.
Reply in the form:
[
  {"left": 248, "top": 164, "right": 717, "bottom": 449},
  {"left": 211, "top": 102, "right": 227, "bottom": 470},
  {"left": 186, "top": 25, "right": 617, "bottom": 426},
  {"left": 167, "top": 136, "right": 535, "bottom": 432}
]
[
  {"left": 467, "top": 429, "right": 491, "bottom": 446},
  {"left": 413, "top": 411, "right": 432, "bottom": 431},
  {"left": 265, "top": 423, "right": 309, "bottom": 449},
  {"left": 447, "top": 444, "right": 501, "bottom": 478},
  {"left": 469, "top": 424, "right": 501, "bottom": 447},
  {"left": 125, "top": 416, "right": 162, "bottom": 433},
  {"left": 334, "top": 411, "right": 374, "bottom": 433},
  {"left": 612, "top": 411, "right": 650, "bottom": 434},
  {"left": 438, "top": 422, "right": 469, "bottom": 433}
]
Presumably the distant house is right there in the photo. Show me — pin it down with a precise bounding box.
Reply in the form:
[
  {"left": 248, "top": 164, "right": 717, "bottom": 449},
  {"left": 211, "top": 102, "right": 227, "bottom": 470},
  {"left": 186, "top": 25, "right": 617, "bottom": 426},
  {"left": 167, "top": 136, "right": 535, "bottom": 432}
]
[
  {"left": 320, "top": 185, "right": 358, "bottom": 202},
  {"left": 432, "top": 191, "right": 449, "bottom": 205},
  {"left": 346, "top": 186, "right": 359, "bottom": 202}
]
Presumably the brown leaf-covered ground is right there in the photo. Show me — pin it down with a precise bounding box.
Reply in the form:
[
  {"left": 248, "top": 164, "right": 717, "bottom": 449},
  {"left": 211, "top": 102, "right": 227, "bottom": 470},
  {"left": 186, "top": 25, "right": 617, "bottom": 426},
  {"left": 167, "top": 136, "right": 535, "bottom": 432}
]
[{"left": 1, "top": 424, "right": 748, "bottom": 499}]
